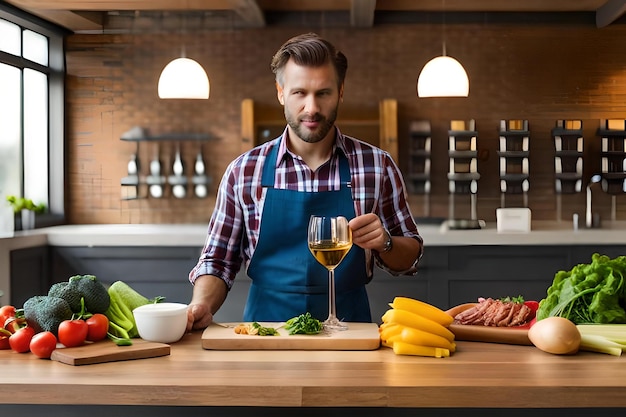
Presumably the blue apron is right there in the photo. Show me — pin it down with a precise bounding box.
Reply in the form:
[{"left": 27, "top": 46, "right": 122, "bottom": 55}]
[{"left": 243, "top": 141, "right": 371, "bottom": 322}]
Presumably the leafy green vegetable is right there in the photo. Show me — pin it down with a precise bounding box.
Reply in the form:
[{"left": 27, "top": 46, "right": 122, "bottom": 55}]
[
  {"left": 105, "top": 281, "right": 165, "bottom": 339},
  {"left": 107, "top": 332, "right": 133, "bottom": 346},
  {"left": 251, "top": 322, "right": 279, "bottom": 336},
  {"left": 284, "top": 312, "right": 323, "bottom": 335},
  {"left": 537, "top": 253, "right": 626, "bottom": 324}
]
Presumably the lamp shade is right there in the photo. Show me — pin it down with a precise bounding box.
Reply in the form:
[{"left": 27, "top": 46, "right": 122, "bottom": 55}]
[
  {"left": 158, "top": 57, "right": 210, "bottom": 99},
  {"left": 417, "top": 55, "right": 469, "bottom": 98}
]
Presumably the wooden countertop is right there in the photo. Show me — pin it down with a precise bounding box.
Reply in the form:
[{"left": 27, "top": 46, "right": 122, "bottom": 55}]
[{"left": 2, "top": 331, "right": 626, "bottom": 409}]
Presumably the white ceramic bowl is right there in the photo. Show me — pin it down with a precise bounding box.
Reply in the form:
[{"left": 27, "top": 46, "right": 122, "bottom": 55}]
[{"left": 133, "top": 302, "right": 188, "bottom": 344}]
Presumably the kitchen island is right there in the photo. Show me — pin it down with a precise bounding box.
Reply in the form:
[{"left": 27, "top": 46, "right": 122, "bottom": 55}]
[{"left": 1, "top": 331, "right": 625, "bottom": 416}]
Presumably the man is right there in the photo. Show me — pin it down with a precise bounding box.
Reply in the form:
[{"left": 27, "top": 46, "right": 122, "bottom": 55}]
[{"left": 187, "top": 33, "right": 422, "bottom": 330}]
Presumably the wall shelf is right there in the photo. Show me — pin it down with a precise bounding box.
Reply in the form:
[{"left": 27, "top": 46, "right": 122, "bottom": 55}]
[
  {"left": 240, "top": 98, "right": 398, "bottom": 163},
  {"left": 119, "top": 128, "right": 212, "bottom": 200},
  {"left": 120, "top": 127, "right": 212, "bottom": 142},
  {"left": 407, "top": 120, "right": 431, "bottom": 195}
]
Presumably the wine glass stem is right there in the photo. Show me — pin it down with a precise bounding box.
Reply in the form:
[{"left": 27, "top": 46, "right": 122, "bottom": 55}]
[{"left": 328, "top": 269, "right": 337, "bottom": 320}]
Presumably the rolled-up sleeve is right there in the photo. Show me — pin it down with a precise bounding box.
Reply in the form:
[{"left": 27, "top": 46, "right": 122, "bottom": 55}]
[
  {"left": 188, "top": 162, "right": 244, "bottom": 290},
  {"left": 373, "top": 151, "right": 423, "bottom": 276}
]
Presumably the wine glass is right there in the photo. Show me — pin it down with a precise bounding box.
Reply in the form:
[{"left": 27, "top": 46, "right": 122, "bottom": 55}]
[{"left": 308, "top": 215, "right": 352, "bottom": 331}]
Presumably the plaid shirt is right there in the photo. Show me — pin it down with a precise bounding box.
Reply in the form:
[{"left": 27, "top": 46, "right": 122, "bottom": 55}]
[{"left": 189, "top": 127, "right": 422, "bottom": 289}]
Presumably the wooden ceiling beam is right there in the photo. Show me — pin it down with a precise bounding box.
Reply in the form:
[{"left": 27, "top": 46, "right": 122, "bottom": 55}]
[
  {"left": 228, "top": 0, "right": 265, "bottom": 27},
  {"left": 350, "top": 0, "right": 376, "bottom": 28},
  {"left": 4, "top": 1, "right": 237, "bottom": 12},
  {"left": 596, "top": 0, "right": 626, "bottom": 28},
  {"left": 3, "top": 5, "right": 105, "bottom": 32}
]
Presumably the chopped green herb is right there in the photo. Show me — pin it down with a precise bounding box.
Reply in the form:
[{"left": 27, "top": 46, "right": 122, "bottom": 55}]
[
  {"left": 500, "top": 295, "right": 525, "bottom": 304},
  {"left": 251, "top": 322, "right": 279, "bottom": 336},
  {"left": 284, "top": 312, "right": 323, "bottom": 335}
]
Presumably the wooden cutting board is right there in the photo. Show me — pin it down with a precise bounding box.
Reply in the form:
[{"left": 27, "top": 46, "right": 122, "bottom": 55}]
[
  {"left": 446, "top": 303, "right": 532, "bottom": 346},
  {"left": 50, "top": 339, "right": 171, "bottom": 365},
  {"left": 202, "top": 322, "right": 381, "bottom": 350}
]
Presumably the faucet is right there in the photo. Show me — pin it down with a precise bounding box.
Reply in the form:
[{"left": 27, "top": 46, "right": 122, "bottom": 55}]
[{"left": 586, "top": 174, "right": 602, "bottom": 228}]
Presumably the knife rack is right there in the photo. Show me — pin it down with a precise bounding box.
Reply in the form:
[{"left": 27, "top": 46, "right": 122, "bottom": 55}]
[
  {"left": 597, "top": 119, "right": 626, "bottom": 220},
  {"left": 498, "top": 119, "right": 530, "bottom": 208},
  {"left": 447, "top": 119, "right": 481, "bottom": 228},
  {"left": 552, "top": 120, "right": 584, "bottom": 222}
]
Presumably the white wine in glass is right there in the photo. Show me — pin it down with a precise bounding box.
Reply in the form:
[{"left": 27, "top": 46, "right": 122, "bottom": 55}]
[{"left": 308, "top": 215, "right": 352, "bottom": 331}]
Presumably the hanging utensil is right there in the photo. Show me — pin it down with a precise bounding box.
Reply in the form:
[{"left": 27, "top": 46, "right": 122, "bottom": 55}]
[
  {"left": 148, "top": 143, "right": 163, "bottom": 198},
  {"left": 194, "top": 142, "right": 208, "bottom": 198},
  {"left": 128, "top": 153, "right": 139, "bottom": 176},
  {"left": 171, "top": 142, "right": 187, "bottom": 199},
  {"left": 195, "top": 144, "right": 205, "bottom": 175}
]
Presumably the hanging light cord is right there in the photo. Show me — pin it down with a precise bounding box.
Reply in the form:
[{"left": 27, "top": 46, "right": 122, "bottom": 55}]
[{"left": 442, "top": 0, "right": 447, "bottom": 56}]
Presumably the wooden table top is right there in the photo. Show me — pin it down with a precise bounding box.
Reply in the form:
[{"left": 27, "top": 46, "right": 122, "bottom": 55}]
[{"left": 1, "top": 330, "right": 626, "bottom": 408}]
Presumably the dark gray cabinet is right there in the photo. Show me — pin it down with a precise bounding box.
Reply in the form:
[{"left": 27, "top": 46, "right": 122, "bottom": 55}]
[
  {"left": 49, "top": 246, "right": 250, "bottom": 322},
  {"left": 9, "top": 244, "right": 626, "bottom": 321},
  {"left": 50, "top": 246, "right": 199, "bottom": 303},
  {"left": 9, "top": 245, "right": 50, "bottom": 307}
]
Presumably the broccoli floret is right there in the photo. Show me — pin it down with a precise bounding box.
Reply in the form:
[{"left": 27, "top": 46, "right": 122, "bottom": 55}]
[
  {"left": 23, "top": 295, "right": 73, "bottom": 336},
  {"left": 48, "top": 281, "right": 82, "bottom": 312},
  {"left": 68, "top": 274, "right": 110, "bottom": 314},
  {"left": 48, "top": 275, "right": 111, "bottom": 314}
]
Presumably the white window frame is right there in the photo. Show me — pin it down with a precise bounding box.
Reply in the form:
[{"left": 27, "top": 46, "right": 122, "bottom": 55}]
[{"left": 0, "top": 4, "right": 66, "bottom": 227}]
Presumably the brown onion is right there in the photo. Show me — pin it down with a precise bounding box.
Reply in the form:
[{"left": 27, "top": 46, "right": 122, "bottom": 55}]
[{"left": 528, "top": 316, "right": 581, "bottom": 355}]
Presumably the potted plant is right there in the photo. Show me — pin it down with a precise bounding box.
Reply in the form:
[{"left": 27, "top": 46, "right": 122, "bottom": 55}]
[{"left": 6, "top": 196, "right": 46, "bottom": 230}]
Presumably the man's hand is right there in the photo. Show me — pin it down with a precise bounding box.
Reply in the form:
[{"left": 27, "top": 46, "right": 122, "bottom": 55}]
[
  {"left": 349, "top": 213, "right": 422, "bottom": 272},
  {"left": 186, "top": 275, "right": 228, "bottom": 331},
  {"left": 348, "top": 213, "right": 388, "bottom": 252},
  {"left": 186, "top": 303, "right": 214, "bottom": 332}
]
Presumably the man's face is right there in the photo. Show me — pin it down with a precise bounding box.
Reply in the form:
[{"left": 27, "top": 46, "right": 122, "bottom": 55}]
[{"left": 276, "top": 59, "right": 343, "bottom": 144}]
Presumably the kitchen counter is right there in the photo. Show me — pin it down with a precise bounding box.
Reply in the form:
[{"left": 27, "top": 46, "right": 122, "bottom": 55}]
[
  {"left": 1, "top": 331, "right": 625, "bottom": 416},
  {"left": 27, "top": 220, "right": 626, "bottom": 247}
]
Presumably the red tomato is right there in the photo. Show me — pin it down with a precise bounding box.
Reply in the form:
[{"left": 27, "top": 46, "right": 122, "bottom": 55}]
[
  {"left": 524, "top": 300, "right": 540, "bottom": 321},
  {"left": 9, "top": 326, "right": 36, "bottom": 353},
  {"left": 58, "top": 319, "right": 88, "bottom": 348},
  {"left": 0, "top": 305, "right": 16, "bottom": 327},
  {"left": 30, "top": 331, "right": 58, "bottom": 359},
  {"left": 0, "top": 328, "right": 11, "bottom": 350},
  {"left": 86, "top": 313, "right": 109, "bottom": 342},
  {"left": 524, "top": 300, "right": 539, "bottom": 311}
]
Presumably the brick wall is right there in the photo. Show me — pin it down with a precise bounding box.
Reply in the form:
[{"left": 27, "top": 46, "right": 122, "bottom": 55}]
[{"left": 65, "top": 20, "right": 626, "bottom": 224}]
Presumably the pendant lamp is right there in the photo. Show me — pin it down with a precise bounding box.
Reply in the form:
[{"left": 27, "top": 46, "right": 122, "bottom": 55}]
[
  {"left": 158, "top": 56, "right": 210, "bottom": 99},
  {"left": 417, "top": 54, "right": 469, "bottom": 98},
  {"left": 417, "top": 0, "right": 469, "bottom": 98}
]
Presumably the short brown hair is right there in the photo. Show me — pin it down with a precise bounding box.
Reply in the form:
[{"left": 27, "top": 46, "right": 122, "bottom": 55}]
[{"left": 270, "top": 33, "right": 348, "bottom": 89}]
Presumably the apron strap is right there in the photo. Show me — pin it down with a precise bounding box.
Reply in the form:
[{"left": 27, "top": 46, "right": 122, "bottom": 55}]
[{"left": 262, "top": 139, "right": 352, "bottom": 189}]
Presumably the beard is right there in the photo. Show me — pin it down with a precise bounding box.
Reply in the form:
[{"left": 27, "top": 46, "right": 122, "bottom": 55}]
[{"left": 285, "top": 106, "right": 338, "bottom": 144}]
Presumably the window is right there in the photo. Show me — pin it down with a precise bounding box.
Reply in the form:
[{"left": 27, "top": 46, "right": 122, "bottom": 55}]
[{"left": 0, "top": 4, "right": 66, "bottom": 227}]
